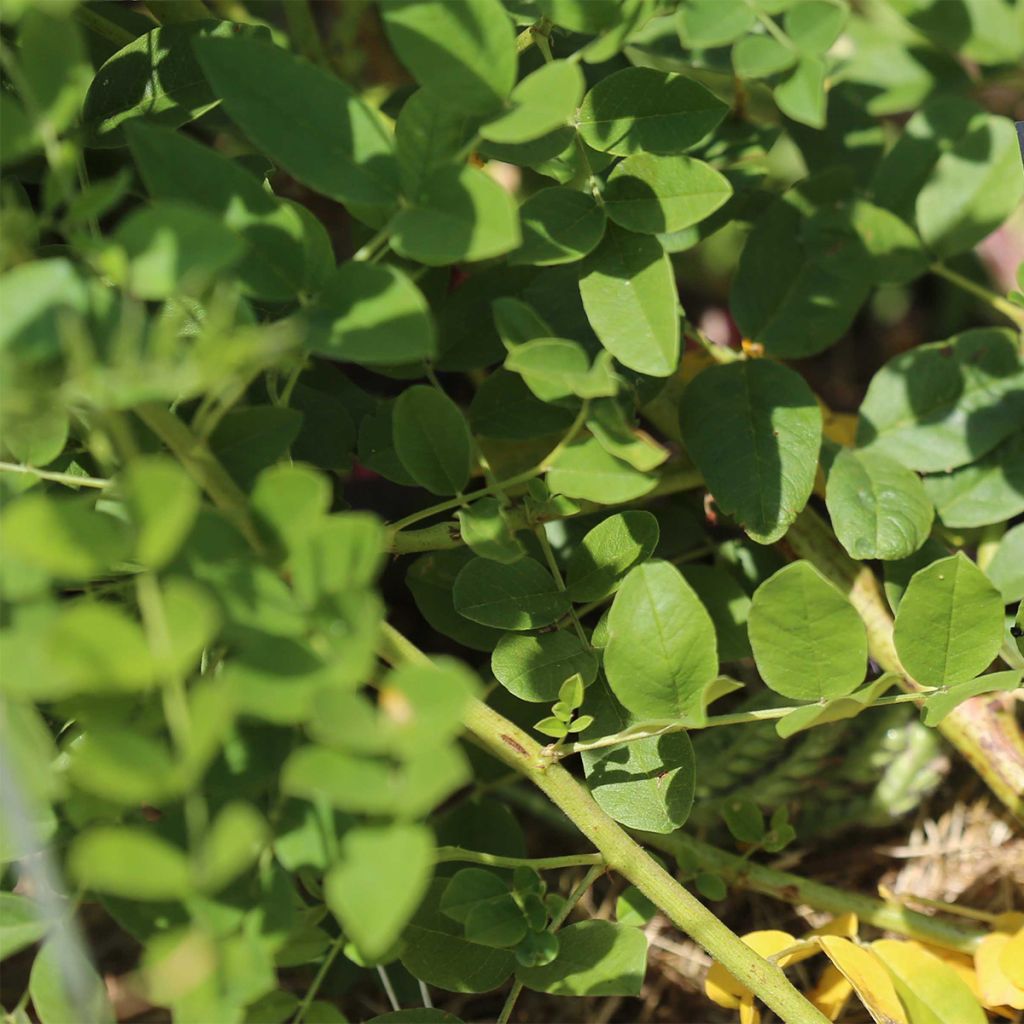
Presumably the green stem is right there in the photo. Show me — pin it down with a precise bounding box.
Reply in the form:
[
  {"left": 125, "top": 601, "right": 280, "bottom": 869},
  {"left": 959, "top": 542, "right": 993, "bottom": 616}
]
[
  {"left": 74, "top": 6, "right": 135, "bottom": 48},
  {"left": 786, "top": 506, "right": 1024, "bottom": 822},
  {"left": 515, "top": 17, "right": 552, "bottom": 55},
  {"left": 352, "top": 223, "right": 393, "bottom": 263},
  {"left": 558, "top": 690, "right": 937, "bottom": 758},
  {"left": 930, "top": 262, "right": 1024, "bottom": 331},
  {"left": 534, "top": 524, "right": 590, "bottom": 648},
  {"left": 435, "top": 847, "right": 603, "bottom": 870},
  {"left": 379, "top": 624, "right": 829, "bottom": 1024},
  {"left": 134, "top": 403, "right": 266, "bottom": 555},
  {"left": 283, "top": 0, "right": 327, "bottom": 68},
  {"left": 0, "top": 461, "right": 110, "bottom": 489},
  {"left": 496, "top": 863, "right": 603, "bottom": 1024},
  {"left": 292, "top": 932, "right": 346, "bottom": 1024},
  {"left": 642, "top": 832, "right": 986, "bottom": 955}
]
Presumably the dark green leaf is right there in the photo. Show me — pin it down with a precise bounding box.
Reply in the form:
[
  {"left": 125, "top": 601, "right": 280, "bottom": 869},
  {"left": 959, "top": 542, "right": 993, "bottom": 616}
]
[
  {"left": 510, "top": 188, "right": 607, "bottom": 267},
  {"left": 564, "top": 511, "right": 659, "bottom": 603},
  {"left": 492, "top": 631, "right": 598, "bottom": 702},
  {"left": 393, "top": 385, "right": 472, "bottom": 496},
  {"left": 453, "top": 556, "right": 568, "bottom": 631}
]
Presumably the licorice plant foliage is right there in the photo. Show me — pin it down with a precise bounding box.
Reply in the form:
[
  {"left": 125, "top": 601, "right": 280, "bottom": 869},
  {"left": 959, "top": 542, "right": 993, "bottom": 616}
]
[{"left": 1, "top": 1, "right": 1023, "bottom": 1023}]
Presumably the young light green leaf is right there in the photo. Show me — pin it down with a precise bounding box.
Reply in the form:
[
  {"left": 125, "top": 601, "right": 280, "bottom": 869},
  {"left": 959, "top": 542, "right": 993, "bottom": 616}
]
[
  {"left": 400, "top": 880, "right": 515, "bottom": 993},
  {"left": 380, "top": 0, "right": 516, "bottom": 115},
  {"left": 0, "top": 892, "right": 46, "bottom": 961},
  {"left": 586, "top": 396, "right": 665, "bottom": 471},
  {"left": 492, "top": 631, "right": 598, "bottom": 702},
  {"left": 604, "top": 560, "right": 718, "bottom": 719},
  {"left": 856, "top": 328, "right": 1024, "bottom": 473},
  {"left": 516, "top": 920, "right": 647, "bottom": 996},
  {"left": 774, "top": 55, "right": 827, "bottom": 129},
  {"left": 306, "top": 262, "right": 436, "bottom": 366},
  {"left": 510, "top": 188, "right": 607, "bottom": 267},
  {"left": 393, "top": 385, "right": 472, "bottom": 496},
  {"left": 579, "top": 226, "right": 679, "bottom": 377},
  {"left": 481, "top": 60, "right": 583, "bottom": 144},
  {"left": 546, "top": 438, "right": 658, "bottom": 504},
  {"left": 326, "top": 824, "right": 434, "bottom": 960},
  {"left": 121, "top": 455, "right": 200, "bottom": 569},
  {"left": 68, "top": 827, "right": 191, "bottom": 900},
  {"left": 564, "top": 511, "right": 659, "bottom": 603},
  {"left": 109, "top": 201, "right": 244, "bottom": 300},
  {"left": 922, "top": 433, "right": 1024, "bottom": 529},
  {"left": 604, "top": 154, "right": 733, "bottom": 235},
  {"left": 504, "top": 338, "right": 591, "bottom": 404},
  {"left": 784, "top": 0, "right": 847, "bottom": 53},
  {"left": 748, "top": 561, "right": 868, "bottom": 700},
  {"left": 577, "top": 67, "right": 728, "bottom": 156},
  {"left": 29, "top": 938, "right": 113, "bottom": 1024},
  {"left": 391, "top": 165, "right": 521, "bottom": 266},
  {"left": 986, "top": 523, "right": 1024, "bottom": 604},
  {"left": 732, "top": 35, "right": 797, "bottom": 78},
  {"left": 194, "top": 35, "right": 398, "bottom": 208},
  {"left": 82, "top": 20, "right": 243, "bottom": 146},
  {"left": 194, "top": 801, "right": 268, "bottom": 892},
  {"left": 65, "top": 729, "right": 176, "bottom": 806},
  {"left": 893, "top": 553, "right": 1004, "bottom": 687},
  {"left": 825, "top": 448, "right": 934, "bottom": 561},
  {"left": 921, "top": 670, "right": 1022, "bottom": 726},
  {"left": 453, "top": 556, "right": 568, "bottom": 630},
  {"left": 679, "top": 360, "right": 821, "bottom": 544},
  {"left": 457, "top": 497, "right": 525, "bottom": 564},
  {"left": 677, "top": 0, "right": 756, "bottom": 47}
]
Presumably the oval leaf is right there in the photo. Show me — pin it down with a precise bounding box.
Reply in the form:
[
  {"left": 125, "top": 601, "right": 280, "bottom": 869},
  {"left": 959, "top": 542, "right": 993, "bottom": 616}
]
[{"left": 393, "top": 385, "right": 472, "bottom": 496}]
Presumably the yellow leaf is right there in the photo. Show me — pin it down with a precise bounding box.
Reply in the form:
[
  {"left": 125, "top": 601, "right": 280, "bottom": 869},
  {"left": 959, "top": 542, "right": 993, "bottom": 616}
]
[
  {"left": 1000, "top": 928, "right": 1024, "bottom": 989},
  {"left": 872, "top": 939, "right": 986, "bottom": 1024},
  {"left": 818, "top": 936, "right": 908, "bottom": 1024},
  {"left": 808, "top": 962, "right": 853, "bottom": 1021},
  {"left": 705, "top": 930, "right": 796, "bottom": 1008},
  {"left": 917, "top": 944, "right": 980, "bottom": 1001},
  {"left": 976, "top": 933, "right": 1024, "bottom": 1010},
  {"left": 809, "top": 912, "right": 859, "bottom": 940},
  {"left": 739, "top": 994, "right": 760, "bottom": 1024}
]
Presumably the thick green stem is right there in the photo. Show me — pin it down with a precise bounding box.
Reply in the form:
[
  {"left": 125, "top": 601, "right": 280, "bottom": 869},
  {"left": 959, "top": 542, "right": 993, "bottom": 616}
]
[
  {"left": 379, "top": 625, "right": 828, "bottom": 1024},
  {"left": 786, "top": 507, "right": 1024, "bottom": 822},
  {"left": 643, "top": 832, "right": 986, "bottom": 955}
]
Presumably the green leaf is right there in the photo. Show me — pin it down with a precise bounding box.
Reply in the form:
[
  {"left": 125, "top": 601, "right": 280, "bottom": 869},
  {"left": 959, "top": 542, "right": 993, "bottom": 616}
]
[
  {"left": 407, "top": 549, "right": 505, "bottom": 652},
  {"left": 721, "top": 797, "right": 766, "bottom": 844},
  {"left": 845, "top": 200, "right": 928, "bottom": 285},
  {"left": 400, "top": 880, "right": 515, "bottom": 993},
  {"left": 605, "top": 154, "right": 733, "bottom": 235},
  {"left": 368, "top": 1012, "right": 463, "bottom": 1023},
  {"left": 748, "top": 561, "right": 868, "bottom": 700},
  {"left": 986, "top": 523, "right": 1024, "bottom": 604},
  {"left": 127, "top": 122, "right": 327, "bottom": 301},
  {"left": 493, "top": 297, "right": 555, "bottom": 348},
  {"left": 440, "top": 868, "right": 508, "bottom": 924},
  {"left": 677, "top": 0, "right": 756, "bottom": 47},
  {"left": 194, "top": 35, "right": 398, "bottom": 207},
  {"left": 579, "top": 226, "right": 679, "bottom": 377},
  {"left": 564, "top": 511, "right": 659, "bottom": 603},
  {"left": 510, "top": 188, "right": 607, "bottom": 267},
  {"left": 504, "top": 338, "right": 593, "bottom": 403},
  {"left": 516, "top": 920, "right": 647, "bottom": 996},
  {"left": 921, "top": 670, "right": 1022, "bottom": 726},
  {"left": 107, "top": 200, "right": 244, "bottom": 299},
  {"left": 306, "top": 262, "right": 436, "bottom": 366},
  {"left": 856, "top": 328, "right": 1024, "bottom": 473},
  {"left": 604, "top": 560, "right": 718, "bottom": 719},
  {"left": 81, "top": 20, "right": 243, "bottom": 146},
  {"left": 732, "top": 35, "right": 797, "bottom": 78},
  {"left": 481, "top": 60, "right": 583, "bottom": 144},
  {"left": 679, "top": 360, "right": 821, "bottom": 544},
  {"left": 492, "top": 631, "right": 598, "bottom": 702},
  {"left": 390, "top": 165, "right": 520, "bottom": 266},
  {"left": 458, "top": 497, "right": 525, "bottom": 564},
  {"left": 586, "top": 397, "right": 666, "bottom": 471},
  {"left": 0, "top": 258, "right": 87, "bottom": 363},
  {"left": 380, "top": 0, "right": 516, "bottom": 115},
  {"left": 679, "top": 565, "right": 752, "bottom": 662},
  {"left": 0, "top": 893, "right": 46, "bottom": 961},
  {"left": 775, "top": 673, "right": 896, "bottom": 738},
  {"left": 326, "top": 824, "right": 434, "bottom": 960},
  {"left": 1, "top": 493, "right": 129, "bottom": 581},
  {"left": 195, "top": 801, "right": 268, "bottom": 892},
  {"left": 453, "top": 556, "right": 568, "bottom": 631},
  {"left": 546, "top": 438, "right": 658, "bottom": 504},
  {"left": 577, "top": 67, "right": 728, "bottom": 156},
  {"left": 29, "top": 938, "right": 113, "bottom": 1024},
  {"left": 209, "top": 406, "right": 303, "bottom": 491},
  {"left": 774, "top": 55, "right": 827, "bottom": 129},
  {"left": 825, "top": 448, "right": 934, "bottom": 561},
  {"left": 66, "top": 729, "right": 176, "bottom": 805},
  {"left": 69, "top": 827, "right": 192, "bottom": 900},
  {"left": 395, "top": 89, "right": 480, "bottom": 200},
  {"left": 923, "top": 433, "right": 1024, "bottom": 529},
  {"left": 393, "top": 385, "right": 472, "bottom": 496},
  {"left": 121, "top": 454, "right": 200, "bottom": 568},
  {"left": 893, "top": 553, "right": 1004, "bottom": 687},
  {"left": 469, "top": 370, "right": 577, "bottom": 441},
  {"left": 784, "top": 0, "right": 847, "bottom": 53},
  {"left": 730, "top": 198, "right": 870, "bottom": 357},
  {"left": 464, "top": 896, "right": 528, "bottom": 949}
]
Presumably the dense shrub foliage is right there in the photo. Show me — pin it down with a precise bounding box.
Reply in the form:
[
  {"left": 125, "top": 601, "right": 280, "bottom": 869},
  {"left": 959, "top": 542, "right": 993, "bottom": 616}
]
[{"left": 1, "top": 1, "right": 1023, "bottom": 1022}]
